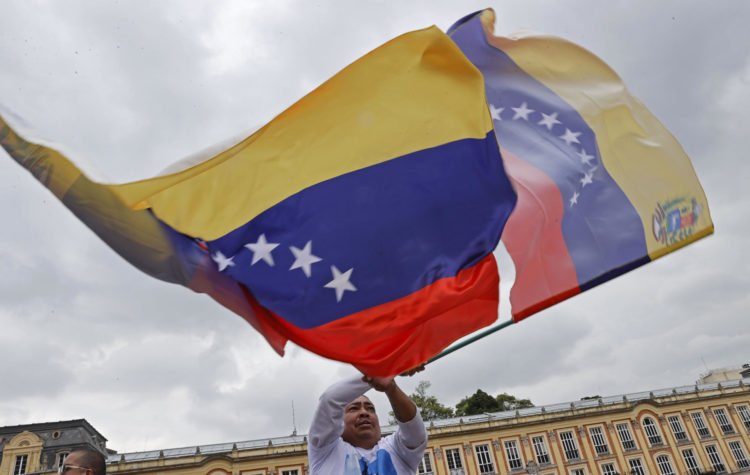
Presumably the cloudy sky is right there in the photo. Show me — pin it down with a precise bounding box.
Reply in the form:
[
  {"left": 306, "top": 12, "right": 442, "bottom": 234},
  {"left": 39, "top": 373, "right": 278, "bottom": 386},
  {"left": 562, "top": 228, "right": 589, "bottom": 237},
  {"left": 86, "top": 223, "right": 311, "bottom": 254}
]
[{"left": 1, "top": 0, "right": 748, "bottom": 454}]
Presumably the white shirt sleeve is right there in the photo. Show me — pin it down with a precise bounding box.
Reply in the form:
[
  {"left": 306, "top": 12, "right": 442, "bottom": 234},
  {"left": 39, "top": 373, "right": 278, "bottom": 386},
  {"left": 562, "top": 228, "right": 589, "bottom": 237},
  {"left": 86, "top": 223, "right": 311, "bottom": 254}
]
[{"left": 395, "top": 410, "right": 427, "bottom": 450}]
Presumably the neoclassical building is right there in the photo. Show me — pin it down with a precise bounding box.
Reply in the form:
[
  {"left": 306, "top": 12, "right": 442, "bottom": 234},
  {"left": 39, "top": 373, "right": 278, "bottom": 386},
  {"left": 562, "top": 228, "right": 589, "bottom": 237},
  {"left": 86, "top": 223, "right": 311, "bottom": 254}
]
[
  {"left": 0, "top": 419, "right": 108, "bottom": 474},
  {"left": 3, "top": 379, "right": 750, "bottom": 474}
]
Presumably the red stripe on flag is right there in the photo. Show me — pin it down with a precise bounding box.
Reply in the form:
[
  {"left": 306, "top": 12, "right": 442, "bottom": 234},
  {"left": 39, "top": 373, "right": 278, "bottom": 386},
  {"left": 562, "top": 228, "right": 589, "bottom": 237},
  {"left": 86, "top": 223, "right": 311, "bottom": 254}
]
[
  {"left": 500, "top": 148, "right": 580, "bottom": 321},
  {"left": 256, "top": 254, "right": 500, "bottom": 376}
]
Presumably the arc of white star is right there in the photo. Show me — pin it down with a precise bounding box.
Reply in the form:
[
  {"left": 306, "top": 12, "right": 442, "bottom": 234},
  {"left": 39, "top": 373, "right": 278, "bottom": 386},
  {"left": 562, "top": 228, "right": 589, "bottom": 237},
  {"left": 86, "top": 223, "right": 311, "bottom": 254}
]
[
  {"left": 212, "top": 251, "right": 235, "bottom": 272},
  {"left": 289, "top": 241, "right": 322, "bottom": 278},
  {"left": 569, "top": 191, "right": 580, "bottom": 207},
  {"left": 577, "top": 148, "right": 595, "bottom": 166},
  {"left": 560, "top": 128, "right": 582, "bottom": 146},
  {"left": 324, "top": 266, "right": 357, "bottom": 302},
  {"left": 512, "top": 101, "right": 534, "bottom": 120},
  {"left": 244, "top": 233, "right": 279, "bottom": 266},
  {"left": 489, "top": 104, "right": 504, "bottom": 121},
  {"left": 538, "top": 112, "right": 561, "bottom": 130},
  {"left": 580, "top": 172, "right": 594, "bottom": 187}
]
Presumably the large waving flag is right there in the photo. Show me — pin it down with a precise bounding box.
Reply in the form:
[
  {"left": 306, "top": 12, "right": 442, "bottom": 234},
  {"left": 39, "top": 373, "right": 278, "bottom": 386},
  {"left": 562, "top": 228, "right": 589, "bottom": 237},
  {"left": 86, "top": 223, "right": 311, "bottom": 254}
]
[
  {"left": 448, "top": 10, "right": 713, "bottom": 321},
  {"left": 1, "top": 26, "right": 516, "bottom": 376}
]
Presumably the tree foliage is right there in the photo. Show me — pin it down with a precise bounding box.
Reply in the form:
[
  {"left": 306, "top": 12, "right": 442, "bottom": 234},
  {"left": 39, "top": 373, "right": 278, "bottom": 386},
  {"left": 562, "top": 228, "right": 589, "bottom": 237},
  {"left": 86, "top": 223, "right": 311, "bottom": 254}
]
[
  {"left": 411, "top": 381, "right": 455, "bottom": 421},
  {"left": 455, "top": 389, "right": 534, "bottom": 416},
  {"left": 455, "top": 389, "right": 500, "bottom": 416},
  {"left": 390, "top": 381, "right": 534, "bottom": 423},
  {"left": 580, "top": 395, "right": 602, "bottom": 400},
  {"left": 496, "top": 392, "right": 534, "bottom": 411},
  {"left": 391, "top": 381, "right": 454, "bottom": 423}
]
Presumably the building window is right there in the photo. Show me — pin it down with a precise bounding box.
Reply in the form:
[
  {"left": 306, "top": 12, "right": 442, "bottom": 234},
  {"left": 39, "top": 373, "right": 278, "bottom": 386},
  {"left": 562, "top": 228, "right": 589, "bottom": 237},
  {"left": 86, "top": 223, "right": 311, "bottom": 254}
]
[
  {"left": 281, "top": 470, "right": 298, "bottom": 475},
  {"left": 655, "top": 454, "right": 675, "bottom": 475},
  {"left": 570, "top": 469, "right": 586, "bottom": 475},
  {"left": 667, "top": 415, "right": 688, "bottom": 442},
  {"left": 13, "top": 455, "right": 28, "bottom": 475},
  {"left": 589, "top": 426, "right": 609, "bottom": 455},
  {"left": 681, "top": 448, "right": 701, "bottom": 475},
  {"left": 56, "top": 452, "right": 69, "bottom": 468},
  {"left": 628, "top": 458, "right": 646, "bottom": 475},
  {"left": 705, "top": 444, "right": 726, "bottom": 473},
  {"left": 601, "top": 462, "right": 617, "bottom": 475},
  {"left": 504, "top": 440, "right": 523, "bottom": 470},
  {"left": 473, "top": 444, "right": 495, "bottom": 474},
  {"left": 736, "top": 405, "right": 750, "bottom": 432},
  {"left": 728, "top": 440, "right": 750, "bottom": 469},
  {"left": 616, "top": 423, "right": 637, "bottom": 450},
  {"left": 560, "top": 431, "right": 580, "bottom": 461},
  {"left": 417, "top": 452, "right": 433, "bottom": 474},
  {"left": 691, "top": 411, "right": 711, "bottom": 438},
  {"left": 642, "top": 417, "right": 663, "bottom": 445},
  {"left": 737, "top": 406, "right": 750, "bottom": 432},
  {"left": 445, "top": 448, "right": 464, "bottom": 475},
  {"left": 532, "top": 435, "right": 550, "bottom": 464},
  {"left": 713, "top": 408, "right": 735, "bottom": 435}
]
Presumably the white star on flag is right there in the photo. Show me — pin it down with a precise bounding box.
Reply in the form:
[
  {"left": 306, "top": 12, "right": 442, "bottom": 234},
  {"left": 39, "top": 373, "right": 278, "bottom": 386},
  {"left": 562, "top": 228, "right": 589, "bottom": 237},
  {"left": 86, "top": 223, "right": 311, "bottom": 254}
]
[
  {"left": 569, "top": 191, "right": 580, "bottom": 207},
  {"left": 559, "top": 128, "right": 582, "bottom": 146},
  {"left": 538, "top": 111, "right": 561, "bottom": 130},
  {"left": 577, "top": 148, "right": 595, "bottom": 166},
  {"left": 211, "top": 251, "right": 235, "bottom": 272},
  {"left": 489, "top": 104, "right": 504, "bottom": 121},
  {"left": 580, "top": 172, "right": 594, "bottom": 187},
  {"left": 324, "top": 265, "right": 357, "bottom": 302},
  {"left": 289, "top": 241, "right": 322, "bottom": 277},
  {"left": 244, "top": 233, "right": 279, "bottom": 266},
  {"left": 511, "top": 101, "right": 534, "bottom": 120}
]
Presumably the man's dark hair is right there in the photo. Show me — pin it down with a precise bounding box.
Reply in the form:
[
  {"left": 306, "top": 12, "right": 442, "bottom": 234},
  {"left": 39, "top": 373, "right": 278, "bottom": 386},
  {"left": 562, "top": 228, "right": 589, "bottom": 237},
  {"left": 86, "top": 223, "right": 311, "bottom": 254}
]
[{"left": 70, "top": 449, "right": 106, "bottom": 475}]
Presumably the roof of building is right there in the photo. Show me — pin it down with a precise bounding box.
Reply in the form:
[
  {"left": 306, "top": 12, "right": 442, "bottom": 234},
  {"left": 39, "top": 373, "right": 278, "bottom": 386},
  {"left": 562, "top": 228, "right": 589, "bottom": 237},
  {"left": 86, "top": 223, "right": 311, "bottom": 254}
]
[
  {"left": 106, "top": 377, "right": 750, "bottom": 465},
  {"left": 0, "top": 418, "right": 106, "bottom": 440}
]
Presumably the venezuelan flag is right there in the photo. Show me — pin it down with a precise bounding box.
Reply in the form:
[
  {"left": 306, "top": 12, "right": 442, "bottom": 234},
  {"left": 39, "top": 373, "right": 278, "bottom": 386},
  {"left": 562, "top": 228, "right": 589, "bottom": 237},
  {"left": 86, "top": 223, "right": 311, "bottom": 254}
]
[
  {"left": 448, "top": 10, "right": 713, "bottom": 321},
  {"left": 1, "top": 26, "right": 516, "bottom": 376}
]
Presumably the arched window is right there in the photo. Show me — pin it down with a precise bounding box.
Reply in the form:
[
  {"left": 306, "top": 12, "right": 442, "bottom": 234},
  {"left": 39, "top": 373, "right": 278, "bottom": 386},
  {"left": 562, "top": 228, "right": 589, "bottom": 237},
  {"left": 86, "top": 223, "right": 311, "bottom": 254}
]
[{"left": 642, "top": 417, "right": 663, "bottom": 445}]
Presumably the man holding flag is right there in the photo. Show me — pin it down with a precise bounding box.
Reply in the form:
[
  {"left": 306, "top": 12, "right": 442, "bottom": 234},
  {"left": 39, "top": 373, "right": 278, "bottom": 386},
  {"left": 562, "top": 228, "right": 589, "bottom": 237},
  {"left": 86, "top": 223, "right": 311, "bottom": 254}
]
[{"left": 308, "top": 374, "right": 427, "bottom": 475}]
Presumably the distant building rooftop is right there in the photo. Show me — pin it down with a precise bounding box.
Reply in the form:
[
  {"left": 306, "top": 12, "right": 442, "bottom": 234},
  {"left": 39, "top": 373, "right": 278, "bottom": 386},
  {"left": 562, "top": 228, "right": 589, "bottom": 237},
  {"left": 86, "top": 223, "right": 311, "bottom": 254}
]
[{"left": 698, "top": 363, "right": 750, "bottom": 383}]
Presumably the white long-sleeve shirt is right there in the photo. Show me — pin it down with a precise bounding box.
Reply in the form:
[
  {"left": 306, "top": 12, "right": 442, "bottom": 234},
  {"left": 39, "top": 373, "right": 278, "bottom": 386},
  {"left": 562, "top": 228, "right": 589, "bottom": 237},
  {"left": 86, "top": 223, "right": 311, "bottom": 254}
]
[{"left": 307, "top": 375, "right": 427, "bottom": 474}]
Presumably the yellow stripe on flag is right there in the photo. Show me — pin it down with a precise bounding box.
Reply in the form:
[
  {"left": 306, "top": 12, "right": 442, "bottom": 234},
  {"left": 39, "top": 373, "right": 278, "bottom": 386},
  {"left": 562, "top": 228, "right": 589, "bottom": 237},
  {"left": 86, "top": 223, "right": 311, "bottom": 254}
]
[{"left": 110, "top": 26, "right": 492, "bottom": 241}]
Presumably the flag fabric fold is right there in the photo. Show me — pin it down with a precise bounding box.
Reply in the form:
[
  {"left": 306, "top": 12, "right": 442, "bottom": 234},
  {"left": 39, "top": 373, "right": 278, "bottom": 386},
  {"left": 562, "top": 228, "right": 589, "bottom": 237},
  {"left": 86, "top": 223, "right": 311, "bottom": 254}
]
[
  {"left": 448, "top": 10, "right": 713, "bottom": 321},
  {"left": 2, "top": 25, "right": 517, "bottom": 376}
]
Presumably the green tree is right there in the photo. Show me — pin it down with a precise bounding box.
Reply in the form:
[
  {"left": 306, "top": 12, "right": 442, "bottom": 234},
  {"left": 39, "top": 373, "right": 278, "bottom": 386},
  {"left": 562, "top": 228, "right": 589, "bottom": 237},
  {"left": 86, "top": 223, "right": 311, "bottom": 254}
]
[
  {"left": 580, "top": 395, "right": 602, "bottom": 401},
  {"left": 411, "top": 381, "right": 454, "bottom": 421},
  {"left": 496, "top": 393, "right": 534, "bottom": 411},
  {"left": 390, "top": 381, "right": 454, "bottom": 423},
  {"left": 455, "top": 389, "right": 500, "bottom": 416}
]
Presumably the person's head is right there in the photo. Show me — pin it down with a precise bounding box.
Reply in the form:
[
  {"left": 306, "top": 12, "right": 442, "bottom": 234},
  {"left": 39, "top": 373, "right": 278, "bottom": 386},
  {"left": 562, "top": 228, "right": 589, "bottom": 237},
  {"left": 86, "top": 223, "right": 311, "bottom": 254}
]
[
  {"left": 58, "top": 449, "right": 106, "bottom": 475},
  {"left": 341, "top": 395, "right": 381, "bottom": 449}
]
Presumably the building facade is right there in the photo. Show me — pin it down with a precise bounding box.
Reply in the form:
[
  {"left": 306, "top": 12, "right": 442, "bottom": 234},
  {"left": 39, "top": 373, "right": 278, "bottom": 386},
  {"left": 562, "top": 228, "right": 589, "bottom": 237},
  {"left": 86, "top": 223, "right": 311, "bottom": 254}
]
[
  {"left": 3, "top": 379, "right": 750, "bottom": 474},
  {"left": 0, "top": 419, "right": 107, "bottom": 475}
]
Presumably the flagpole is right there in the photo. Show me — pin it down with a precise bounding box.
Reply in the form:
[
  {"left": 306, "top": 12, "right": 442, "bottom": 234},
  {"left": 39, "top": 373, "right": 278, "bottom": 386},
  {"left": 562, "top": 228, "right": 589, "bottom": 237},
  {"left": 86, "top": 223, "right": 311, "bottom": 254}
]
[{"left": 426, "top": 318, "right": 515, "bottom": 365}]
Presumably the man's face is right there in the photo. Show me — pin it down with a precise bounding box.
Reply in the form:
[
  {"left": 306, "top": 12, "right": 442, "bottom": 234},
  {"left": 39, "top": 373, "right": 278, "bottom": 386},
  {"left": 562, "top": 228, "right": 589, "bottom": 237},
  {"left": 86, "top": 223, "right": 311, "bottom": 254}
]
[{"left": 341, "top": 395, "right": 381, "bottom": 448}]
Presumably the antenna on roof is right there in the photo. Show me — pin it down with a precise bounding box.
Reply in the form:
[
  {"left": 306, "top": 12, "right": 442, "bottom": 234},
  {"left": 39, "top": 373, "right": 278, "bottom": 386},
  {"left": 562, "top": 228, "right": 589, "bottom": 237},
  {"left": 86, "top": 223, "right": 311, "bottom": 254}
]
[
  {"left": 701, "top": 355, "right": 710, "bottom": 373},
  {"left": 292, "top": 400, "right": 297, "bottom": 436}
]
